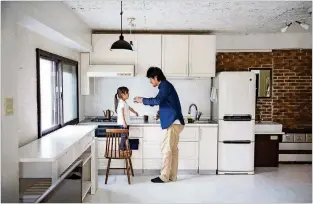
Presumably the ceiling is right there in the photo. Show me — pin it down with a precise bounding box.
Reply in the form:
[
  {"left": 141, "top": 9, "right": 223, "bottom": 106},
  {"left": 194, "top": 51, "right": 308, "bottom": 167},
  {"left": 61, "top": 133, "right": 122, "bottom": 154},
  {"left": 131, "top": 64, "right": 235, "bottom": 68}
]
[{"left": 64, "top": 0, "right": 312, "bottom": 34}]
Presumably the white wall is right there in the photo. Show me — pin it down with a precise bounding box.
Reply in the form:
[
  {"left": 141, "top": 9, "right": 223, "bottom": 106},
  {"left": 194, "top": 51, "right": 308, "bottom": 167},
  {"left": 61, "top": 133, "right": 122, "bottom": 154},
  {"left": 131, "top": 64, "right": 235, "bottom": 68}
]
[
  {"left": 216, "top": 33, "right": 312, "bottom": 50},
  {"left": 85, "top": 77, "right": 211, "bottom": 118},
  {"left": 1, "top": 2, "right": 85, "bottom": 202}
]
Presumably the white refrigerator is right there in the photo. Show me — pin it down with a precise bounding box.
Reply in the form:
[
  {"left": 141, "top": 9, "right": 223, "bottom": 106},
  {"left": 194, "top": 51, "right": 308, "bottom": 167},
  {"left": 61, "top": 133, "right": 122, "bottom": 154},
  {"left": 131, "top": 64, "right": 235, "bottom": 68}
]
[{"left": 212, "top": 71, "right": 256, "bottom": 175}]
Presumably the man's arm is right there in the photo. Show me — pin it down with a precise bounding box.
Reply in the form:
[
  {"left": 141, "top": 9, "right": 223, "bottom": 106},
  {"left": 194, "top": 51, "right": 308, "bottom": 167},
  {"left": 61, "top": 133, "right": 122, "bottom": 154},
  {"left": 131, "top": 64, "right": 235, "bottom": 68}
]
[{"left": 142, "top": 84, "right": 170, "bottom": 106}]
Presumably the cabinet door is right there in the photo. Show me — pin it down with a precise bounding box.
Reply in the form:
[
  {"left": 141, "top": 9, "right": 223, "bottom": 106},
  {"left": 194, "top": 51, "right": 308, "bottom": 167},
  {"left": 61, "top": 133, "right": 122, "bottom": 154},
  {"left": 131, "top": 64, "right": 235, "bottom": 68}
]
[
  {"left": 179, "top": 127, "right": 199, "bottom": 142},
  {"left": 80, "top": 53, "right": 90, "bottom": 95},
  {"left": 136, "top": 34, "right": 162, "bottom": 76},
  {"left": 91, "top": 34, "right": 137, "bottom": 65},
  {"left": 162, "top": 35, "right": 189, "bottom": 77},
  {"left": 189, "top": 35, "right": 216, "bottom": 77},
  {"left": 198, "top": 127, "right": 218, "bottom": 171}
]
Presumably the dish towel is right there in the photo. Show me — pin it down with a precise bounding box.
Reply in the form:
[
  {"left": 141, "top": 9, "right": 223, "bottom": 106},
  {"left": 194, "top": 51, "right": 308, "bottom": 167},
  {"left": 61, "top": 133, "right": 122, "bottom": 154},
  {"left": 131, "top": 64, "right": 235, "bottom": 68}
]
[{"left": 210, "top": 87, "right": 218, "bottom": 103}]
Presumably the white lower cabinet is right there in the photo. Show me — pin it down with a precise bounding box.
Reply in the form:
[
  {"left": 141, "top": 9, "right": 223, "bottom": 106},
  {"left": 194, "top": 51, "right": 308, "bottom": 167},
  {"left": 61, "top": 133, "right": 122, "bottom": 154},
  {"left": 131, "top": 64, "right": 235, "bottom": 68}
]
[
  {"left": 96, "top": 125, "right": 218, "bottom": 173},
  {"left": 198, "top": 127, "right": 218, "bottom": 172},
  {"left": 98, "top": 158, "right": 143, "bottom": 170},
  {"left": 143, "top": 159, "right": 162, "bottom": 170}
]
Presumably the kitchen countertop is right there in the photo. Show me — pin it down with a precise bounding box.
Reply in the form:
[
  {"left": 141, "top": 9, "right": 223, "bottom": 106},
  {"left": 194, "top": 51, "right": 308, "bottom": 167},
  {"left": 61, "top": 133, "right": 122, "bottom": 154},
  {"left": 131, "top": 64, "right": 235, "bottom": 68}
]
[
  {"left": 79, "top": 117, "right": 218, "bottom": 127},
  {"left": 19, "top": 125, "right": 97, "bottom": 162}
]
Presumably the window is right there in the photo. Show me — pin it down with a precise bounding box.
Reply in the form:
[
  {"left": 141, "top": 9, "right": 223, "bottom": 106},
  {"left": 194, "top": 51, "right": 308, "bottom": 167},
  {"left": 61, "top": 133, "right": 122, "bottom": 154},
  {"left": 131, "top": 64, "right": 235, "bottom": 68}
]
[{"left": 36, "top": 49, "right": 79, "bottom": 137}]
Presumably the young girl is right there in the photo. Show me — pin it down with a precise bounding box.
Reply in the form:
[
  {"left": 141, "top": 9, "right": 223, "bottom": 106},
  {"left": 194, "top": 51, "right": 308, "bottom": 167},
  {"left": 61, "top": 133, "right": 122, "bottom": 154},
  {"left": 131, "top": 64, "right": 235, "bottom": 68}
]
[{"left": 114, "top": 87, "right": 138, "bottom": 150}]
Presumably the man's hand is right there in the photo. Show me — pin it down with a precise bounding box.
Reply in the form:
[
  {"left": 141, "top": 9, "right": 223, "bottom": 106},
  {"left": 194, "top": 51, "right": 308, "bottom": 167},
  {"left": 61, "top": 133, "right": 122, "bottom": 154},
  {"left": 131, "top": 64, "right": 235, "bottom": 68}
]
[
  {"left": 134, "top": 97, "right": 143, "bottom": 103},
  {"left": 135, "top": 112, "right": 139, "bottom": 117}
]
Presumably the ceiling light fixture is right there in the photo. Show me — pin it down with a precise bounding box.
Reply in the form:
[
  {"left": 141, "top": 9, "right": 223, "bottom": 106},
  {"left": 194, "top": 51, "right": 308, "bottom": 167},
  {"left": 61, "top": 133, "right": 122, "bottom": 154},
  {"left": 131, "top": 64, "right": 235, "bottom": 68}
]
[
  {"left": 296, "top": 21, "right": 310, "bottom": 30},
  {"left": 281, "top": 22, "right": 292, "bottom": 33},
  {"left": 110, "top": 1, "right": 133, "bottom": 51}
]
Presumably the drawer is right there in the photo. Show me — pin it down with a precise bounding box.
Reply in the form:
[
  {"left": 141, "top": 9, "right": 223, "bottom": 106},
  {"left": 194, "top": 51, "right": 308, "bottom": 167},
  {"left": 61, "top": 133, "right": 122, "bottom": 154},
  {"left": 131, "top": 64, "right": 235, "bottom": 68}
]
[
  {"left": 58, "top": 147, "right": 76, "bottom": 175},
  {"left": 179, "top": 127, "right": 199, "bottom": 141},
  {"left": 129, "top": 127, "right": 142, "bottom": 138},
  {"left": 178, "top": 142, "right": 198, "bottom": 158},
  {"left": 98, "top": 158, "right": 142, "bottom": 169},
  {"left": 143, "top": 127, "right": 166, "bottom": 142},
  {"left": 97, "top": 139, "right": 143, "bottom": 158},
  {"left": 282, "top": 134, "right": 294, "bottom": 143},
  {"left": 306, "top": 134, "right": 312, "bottom": 143},
  {"left": 178, "top": 159, "right": 198, "bottom": 170},
  {"left": 143, "top": 159, "right": 162, "bottom": 169},
  {"left": 294, "top": 134, "right": 306, "bottom": 143}
]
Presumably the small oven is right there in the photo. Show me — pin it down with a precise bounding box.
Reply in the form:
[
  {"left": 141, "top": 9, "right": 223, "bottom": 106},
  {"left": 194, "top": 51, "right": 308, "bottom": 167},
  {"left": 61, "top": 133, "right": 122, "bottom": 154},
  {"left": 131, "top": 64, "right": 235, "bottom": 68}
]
[{"left": 95, "top": 125, "right": 121, "bottom": 137}]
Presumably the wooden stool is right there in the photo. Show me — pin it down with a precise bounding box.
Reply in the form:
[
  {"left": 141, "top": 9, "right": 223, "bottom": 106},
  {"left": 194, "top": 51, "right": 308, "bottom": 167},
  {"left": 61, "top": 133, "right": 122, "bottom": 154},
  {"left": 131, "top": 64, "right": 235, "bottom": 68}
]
[{"left": 104, "top": 129, "right": 134, "bottom": 184}]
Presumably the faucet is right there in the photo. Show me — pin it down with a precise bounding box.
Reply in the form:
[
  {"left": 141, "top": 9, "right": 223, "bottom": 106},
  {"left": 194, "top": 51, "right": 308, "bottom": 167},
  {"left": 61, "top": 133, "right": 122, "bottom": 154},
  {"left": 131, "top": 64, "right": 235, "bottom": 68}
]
[{"left": 188, "top": 104, "right": 202, "bottom": 121}]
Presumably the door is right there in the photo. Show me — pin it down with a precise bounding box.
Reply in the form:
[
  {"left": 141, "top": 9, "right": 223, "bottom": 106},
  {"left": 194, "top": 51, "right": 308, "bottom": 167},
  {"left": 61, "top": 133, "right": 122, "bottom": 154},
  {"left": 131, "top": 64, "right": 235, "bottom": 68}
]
[
  {"left": 219, "top": 120, "right": 255, "bottom": 142},
  {"left": 199, "top": 127, "right": 218, "bottom": 171},
  {"left": 189, "top": 35, "right": 216, "bottom": 77},
  {"left": 136, "top": 34, "right": 162, "bottom": 76},
  {"left": 218, "top": 72, "right": 256, "bottom": 119},
  {"left": 162, "top": 35, "right": 189, "bottom": 77},
  {"left": 218, "top": 142, "right": 255, "bottom": 172}
]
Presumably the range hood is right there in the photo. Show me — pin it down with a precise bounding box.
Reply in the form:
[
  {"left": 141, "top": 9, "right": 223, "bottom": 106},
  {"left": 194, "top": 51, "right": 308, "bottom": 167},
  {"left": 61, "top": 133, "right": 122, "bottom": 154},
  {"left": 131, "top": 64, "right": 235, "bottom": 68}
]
[{"left": 87, "top": 65, "right": 135, "bottom": 77}]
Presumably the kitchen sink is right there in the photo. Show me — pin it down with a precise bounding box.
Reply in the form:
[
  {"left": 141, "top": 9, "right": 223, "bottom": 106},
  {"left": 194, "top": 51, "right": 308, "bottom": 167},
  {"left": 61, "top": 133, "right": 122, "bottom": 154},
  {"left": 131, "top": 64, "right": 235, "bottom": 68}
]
[
  {"left": 255, "top": 121, "right": 283, "bottom": 133},
  {"left": 187, "top": 119, "right": 216, "bottom": 124}
]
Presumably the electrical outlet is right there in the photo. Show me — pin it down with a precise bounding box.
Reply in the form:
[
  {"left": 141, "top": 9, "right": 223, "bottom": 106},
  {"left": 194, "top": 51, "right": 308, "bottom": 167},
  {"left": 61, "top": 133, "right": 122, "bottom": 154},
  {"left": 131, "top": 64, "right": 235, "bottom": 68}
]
[{"left": 4, "top": 97, "right": 14, "bottom": 116}]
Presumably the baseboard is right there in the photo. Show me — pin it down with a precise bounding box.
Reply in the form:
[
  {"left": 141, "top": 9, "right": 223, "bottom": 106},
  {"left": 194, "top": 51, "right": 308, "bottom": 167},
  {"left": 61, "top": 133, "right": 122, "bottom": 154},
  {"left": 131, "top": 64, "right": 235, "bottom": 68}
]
[
  {"left": 199, "top": 170, "right": 217, "bottom": 175},
  {"left": 279, "top": 161, "right": 312, "bottom": 164},
  {"left": 98, "top": 169, "right": 143, "bottom": 175},
  {"left": 142, "top": 169, "right": 199, "bottom": 175}
]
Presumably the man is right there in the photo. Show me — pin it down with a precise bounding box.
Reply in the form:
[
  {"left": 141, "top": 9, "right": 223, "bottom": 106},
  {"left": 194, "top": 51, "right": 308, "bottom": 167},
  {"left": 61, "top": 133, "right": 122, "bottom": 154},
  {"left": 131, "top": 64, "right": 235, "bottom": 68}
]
[{"left": 135, "top": 67, "right": 185, "bottom": 183}]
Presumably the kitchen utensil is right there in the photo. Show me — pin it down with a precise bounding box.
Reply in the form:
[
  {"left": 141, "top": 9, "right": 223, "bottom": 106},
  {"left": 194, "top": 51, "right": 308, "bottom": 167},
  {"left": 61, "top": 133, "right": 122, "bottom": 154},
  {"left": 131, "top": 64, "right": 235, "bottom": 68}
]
[
  {"left": 144, "top": 115, "right": 149, "bottom": 123},
  {"left": 156, "top": 111, "right": 160, "bottom": 120},
  {"left": 103, "top": 109, "right": 114, "bottom": 120}
]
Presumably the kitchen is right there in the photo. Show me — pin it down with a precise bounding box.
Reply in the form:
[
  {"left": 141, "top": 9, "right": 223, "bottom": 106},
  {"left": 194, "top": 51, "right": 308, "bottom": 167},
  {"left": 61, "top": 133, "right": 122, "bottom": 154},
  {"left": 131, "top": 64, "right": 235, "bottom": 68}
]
[{"left": 1, "top": 0, "right": 312, "bottom": 203}]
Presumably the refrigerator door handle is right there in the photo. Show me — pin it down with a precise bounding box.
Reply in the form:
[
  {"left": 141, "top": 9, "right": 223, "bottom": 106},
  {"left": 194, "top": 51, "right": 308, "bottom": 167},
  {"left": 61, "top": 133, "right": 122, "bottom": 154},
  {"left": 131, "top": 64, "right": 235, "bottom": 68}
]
[{"left": 223, "top": 140, "right": 251, "bottom": 144}]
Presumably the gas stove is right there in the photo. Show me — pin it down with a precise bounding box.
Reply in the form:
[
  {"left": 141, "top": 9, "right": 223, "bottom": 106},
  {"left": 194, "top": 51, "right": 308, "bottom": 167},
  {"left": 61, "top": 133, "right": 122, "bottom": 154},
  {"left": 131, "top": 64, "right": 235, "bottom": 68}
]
[{"left": 90, "top": 116, "right": 117, "bottom": 123}]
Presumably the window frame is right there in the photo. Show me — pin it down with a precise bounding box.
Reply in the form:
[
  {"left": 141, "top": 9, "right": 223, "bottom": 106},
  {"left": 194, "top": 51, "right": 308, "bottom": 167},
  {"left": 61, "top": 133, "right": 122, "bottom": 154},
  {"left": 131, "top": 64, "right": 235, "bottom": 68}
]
[{"left": 36, "top": 48, "right": 79, "bottom": 138}]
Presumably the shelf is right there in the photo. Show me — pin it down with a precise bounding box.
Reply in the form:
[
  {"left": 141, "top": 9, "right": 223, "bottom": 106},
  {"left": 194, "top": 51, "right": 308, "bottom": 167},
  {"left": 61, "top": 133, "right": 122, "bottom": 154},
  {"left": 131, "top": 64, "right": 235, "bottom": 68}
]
[
  {"left": 82, "top": 181, "right": 92, "bottom": 201},
  {"left": 80, "top": 152, "right": 92, "bottom": 166},
  {"left": 19, "top": 179, "right": 51, "bottom": 203}
]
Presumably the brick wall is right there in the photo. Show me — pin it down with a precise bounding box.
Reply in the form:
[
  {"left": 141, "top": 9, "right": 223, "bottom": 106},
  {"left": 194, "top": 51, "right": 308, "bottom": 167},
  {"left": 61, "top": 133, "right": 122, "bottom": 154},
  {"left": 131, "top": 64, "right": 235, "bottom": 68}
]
[{"left": 216, "top": 49, "right": 312, "bottom": 129}]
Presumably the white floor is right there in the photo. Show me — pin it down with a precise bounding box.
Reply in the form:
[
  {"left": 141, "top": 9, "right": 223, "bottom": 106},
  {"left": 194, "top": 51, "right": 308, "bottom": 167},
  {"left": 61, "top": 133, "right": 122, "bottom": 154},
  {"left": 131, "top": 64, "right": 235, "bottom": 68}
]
[{"left": 85, "top": 165, "right": 312, "bottom": 203}]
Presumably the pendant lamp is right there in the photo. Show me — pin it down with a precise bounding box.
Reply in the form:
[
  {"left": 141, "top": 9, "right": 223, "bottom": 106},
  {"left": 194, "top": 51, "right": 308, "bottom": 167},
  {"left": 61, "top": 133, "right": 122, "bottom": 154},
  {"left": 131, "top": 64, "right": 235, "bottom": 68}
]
[{"left": 110, "top": 1, "right": 133, "bottom": 51}]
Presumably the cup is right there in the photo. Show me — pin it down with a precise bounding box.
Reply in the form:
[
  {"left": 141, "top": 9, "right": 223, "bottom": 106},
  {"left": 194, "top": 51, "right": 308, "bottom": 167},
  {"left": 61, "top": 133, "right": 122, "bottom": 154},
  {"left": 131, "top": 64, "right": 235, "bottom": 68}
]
[{"left": 144, "top": 115, "right": 149, "bottom": 123}]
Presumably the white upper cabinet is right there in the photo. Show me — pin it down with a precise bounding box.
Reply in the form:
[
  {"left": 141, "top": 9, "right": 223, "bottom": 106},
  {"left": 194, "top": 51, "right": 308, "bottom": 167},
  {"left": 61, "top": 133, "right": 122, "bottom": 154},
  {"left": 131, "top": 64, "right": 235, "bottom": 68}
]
[
  {"left": 91, "top": 34, "right": 137, "bottom": 65},
  {"left": 162, "top": 35, "right": 189, "bottom": 77},
  {"left": 161, "top": 35, "right": 216, "bottom": 78},
  {"left": 189, "top": 35, "right": 216, "bottom": 77},
  {"left": 136, "top": 34, "right": 162, "bottom": 76}
]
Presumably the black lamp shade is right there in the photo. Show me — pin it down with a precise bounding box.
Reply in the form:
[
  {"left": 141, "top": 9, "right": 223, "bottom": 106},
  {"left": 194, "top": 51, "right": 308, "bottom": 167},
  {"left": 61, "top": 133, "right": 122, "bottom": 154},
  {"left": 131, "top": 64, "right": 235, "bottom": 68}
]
[{"left": 110, "top": 35, "right": 133, "bottom": 51}]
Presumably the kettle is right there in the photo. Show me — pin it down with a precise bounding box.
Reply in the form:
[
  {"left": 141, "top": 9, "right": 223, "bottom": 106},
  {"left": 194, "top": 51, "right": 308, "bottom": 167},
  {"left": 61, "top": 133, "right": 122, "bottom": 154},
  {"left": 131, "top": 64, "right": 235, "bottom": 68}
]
[{"left": 103, "top": 109, "right": 114, "bottom": 120}]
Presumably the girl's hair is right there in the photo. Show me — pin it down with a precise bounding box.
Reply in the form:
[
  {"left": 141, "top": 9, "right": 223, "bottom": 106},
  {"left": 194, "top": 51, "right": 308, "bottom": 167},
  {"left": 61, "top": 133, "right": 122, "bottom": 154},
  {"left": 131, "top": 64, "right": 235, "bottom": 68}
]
[{"left": 114, "top": 86, "right": 129, "bottom": 113}]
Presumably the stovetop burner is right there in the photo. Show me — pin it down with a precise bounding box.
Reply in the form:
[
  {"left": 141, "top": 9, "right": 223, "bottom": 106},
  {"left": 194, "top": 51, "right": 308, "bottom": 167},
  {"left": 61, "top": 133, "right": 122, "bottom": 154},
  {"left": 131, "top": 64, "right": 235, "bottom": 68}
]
[{"left": 91, "top": 116, "right": 117, "bottom": 122}]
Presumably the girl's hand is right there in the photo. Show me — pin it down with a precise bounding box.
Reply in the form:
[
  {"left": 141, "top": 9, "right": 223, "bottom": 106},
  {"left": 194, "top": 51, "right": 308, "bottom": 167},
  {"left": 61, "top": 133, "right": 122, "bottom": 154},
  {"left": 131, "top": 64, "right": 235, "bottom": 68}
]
[
  {"left": 123, "top": 123, "right": 128, "bottom": 129},
  {"left": 135, "top": 112, "right": 139, "bottom": 117}
]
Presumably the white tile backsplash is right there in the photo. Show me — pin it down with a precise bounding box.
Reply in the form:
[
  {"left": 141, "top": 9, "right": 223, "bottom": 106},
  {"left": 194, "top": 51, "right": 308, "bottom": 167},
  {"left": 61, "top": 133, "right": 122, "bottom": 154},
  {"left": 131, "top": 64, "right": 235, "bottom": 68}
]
[{"left": 85, "top": 77, "right": 211, "bottom": 117}]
